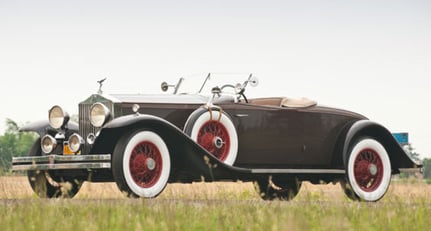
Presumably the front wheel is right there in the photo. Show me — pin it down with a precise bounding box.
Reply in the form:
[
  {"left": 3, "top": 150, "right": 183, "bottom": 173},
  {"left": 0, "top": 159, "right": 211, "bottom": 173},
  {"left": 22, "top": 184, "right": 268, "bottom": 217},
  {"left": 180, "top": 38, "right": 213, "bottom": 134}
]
[
  {"left": 255, "top": 176, "right": 301, "bottom": 201},
  {"left": 344, "top": 138, "right": 392, "bottom": 202},
  {"left": 27, "top": 139, "right": 83, "bottom": 198},
  {"left": 112, "top": 130, "right": 171, "bottom": 198}
]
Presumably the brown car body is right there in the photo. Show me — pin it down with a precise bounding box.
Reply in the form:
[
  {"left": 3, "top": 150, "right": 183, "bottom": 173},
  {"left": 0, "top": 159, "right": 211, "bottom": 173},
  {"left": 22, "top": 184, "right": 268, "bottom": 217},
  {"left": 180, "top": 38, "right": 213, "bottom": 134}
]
[{"left": 12, "top": 76, "right": 421, "bottom": 201}]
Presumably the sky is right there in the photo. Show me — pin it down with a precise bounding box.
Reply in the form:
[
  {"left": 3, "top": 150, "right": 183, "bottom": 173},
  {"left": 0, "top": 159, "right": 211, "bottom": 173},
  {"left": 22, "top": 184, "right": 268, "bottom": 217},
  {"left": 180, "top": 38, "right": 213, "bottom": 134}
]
[{"left": 0, "top": 1, "right": 430, "bottom": 157}]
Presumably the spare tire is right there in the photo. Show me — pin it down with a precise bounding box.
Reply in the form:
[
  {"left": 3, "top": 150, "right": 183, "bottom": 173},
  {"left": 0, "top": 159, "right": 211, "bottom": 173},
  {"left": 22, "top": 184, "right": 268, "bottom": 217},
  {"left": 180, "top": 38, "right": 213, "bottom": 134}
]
[{"left": 184, "top": 107, "right": 238, "bottom": 165}]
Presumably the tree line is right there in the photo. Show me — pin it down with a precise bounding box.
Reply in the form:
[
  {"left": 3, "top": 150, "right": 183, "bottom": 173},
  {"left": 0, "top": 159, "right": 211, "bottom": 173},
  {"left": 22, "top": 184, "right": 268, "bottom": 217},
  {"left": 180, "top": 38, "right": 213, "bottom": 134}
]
[{"left": 0, "top": 119, "right": 37, "bottom": 173}]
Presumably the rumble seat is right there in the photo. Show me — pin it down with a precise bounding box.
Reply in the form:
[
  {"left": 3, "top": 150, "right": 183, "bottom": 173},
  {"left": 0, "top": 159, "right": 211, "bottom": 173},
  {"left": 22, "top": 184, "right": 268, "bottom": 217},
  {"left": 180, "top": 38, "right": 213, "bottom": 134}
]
[{"left": 249, "top": 97, "right": 317, "bottom": 108}]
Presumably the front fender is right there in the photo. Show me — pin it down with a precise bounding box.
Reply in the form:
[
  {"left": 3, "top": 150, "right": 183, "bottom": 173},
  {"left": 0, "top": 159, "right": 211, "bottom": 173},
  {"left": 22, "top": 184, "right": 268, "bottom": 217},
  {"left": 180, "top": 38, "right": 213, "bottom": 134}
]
[
  {"left": 19, "top": 120, "right": 78, "bottom": 137},
  {"left": 91, "top": 114, "right": 252, "bottom": 182},
  {"left": 103, "top": 114, "right": 170, "bottom": 130},
  {"left": 91, "top": 114, "right": 180, "bottom": 155},
  {"left": 342, "top": 120, "right": 421, "bottom": 170}
]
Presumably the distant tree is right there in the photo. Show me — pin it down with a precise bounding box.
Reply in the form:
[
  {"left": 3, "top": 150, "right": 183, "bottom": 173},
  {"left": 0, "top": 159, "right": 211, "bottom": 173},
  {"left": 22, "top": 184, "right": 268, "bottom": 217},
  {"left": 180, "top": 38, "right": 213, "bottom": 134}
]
[
  {"left": 398, "top": 143, "right": 422, "bottom": 179},
  {"left": 0, "top": 119, "right": 37, "bottom": 172},
  {"left": 70, "top": 114, "right": 79, "bottom": 123},
  {"left": 403, "top": 143, "right": 421, "bottom": 163},
  {"left": 422, "top": 158, "right": 431, "bottom": 179}
]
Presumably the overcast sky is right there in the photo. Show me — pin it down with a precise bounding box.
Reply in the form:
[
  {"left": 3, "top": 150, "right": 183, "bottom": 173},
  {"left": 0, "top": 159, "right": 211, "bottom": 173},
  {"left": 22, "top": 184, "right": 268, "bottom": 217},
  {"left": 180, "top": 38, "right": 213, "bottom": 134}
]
[{"left": 1, "top": 1, "right": 430, "bottom": 157}]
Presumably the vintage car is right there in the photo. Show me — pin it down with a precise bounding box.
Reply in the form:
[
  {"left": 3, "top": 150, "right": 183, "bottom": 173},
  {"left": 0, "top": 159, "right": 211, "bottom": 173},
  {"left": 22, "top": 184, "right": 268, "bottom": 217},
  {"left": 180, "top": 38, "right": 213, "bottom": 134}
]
[{"left": 12, "top": 74, "right": 421, "bottom": 202}]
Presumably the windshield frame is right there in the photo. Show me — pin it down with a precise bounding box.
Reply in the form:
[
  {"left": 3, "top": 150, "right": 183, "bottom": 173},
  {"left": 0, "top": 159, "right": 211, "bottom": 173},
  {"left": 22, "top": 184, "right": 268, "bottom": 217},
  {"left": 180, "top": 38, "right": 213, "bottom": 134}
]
[{"left": 175, "top": 73, "right": 253, "bottom": 95}]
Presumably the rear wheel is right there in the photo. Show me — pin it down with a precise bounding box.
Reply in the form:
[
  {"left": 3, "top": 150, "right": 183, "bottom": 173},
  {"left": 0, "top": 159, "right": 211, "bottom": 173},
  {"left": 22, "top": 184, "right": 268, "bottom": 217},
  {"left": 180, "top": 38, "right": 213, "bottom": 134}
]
[
  {"left": 27, "top": 138, "right": 83, "bottom": 198},
  {"left": 112, "top": 130, "right": 171, "bottom": 198},
  {"left": 343, "top": 138, "right": 391, "bottom": 202},
  {"left": 255, "top": 176, "right": 301, "bottom": 201}
]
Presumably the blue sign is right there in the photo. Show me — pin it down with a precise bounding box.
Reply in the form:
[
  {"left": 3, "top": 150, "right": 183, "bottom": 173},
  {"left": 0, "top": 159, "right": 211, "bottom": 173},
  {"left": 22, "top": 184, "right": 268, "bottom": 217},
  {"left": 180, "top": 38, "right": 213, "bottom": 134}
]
[{"left": 392, "top": 133, "right": 409, "bottom": 145}]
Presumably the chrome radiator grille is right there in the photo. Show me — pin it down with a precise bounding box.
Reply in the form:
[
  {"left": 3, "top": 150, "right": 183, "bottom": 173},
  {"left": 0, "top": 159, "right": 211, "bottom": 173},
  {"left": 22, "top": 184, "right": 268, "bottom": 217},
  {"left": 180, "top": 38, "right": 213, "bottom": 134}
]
[
  {"left": 79, "top": 103, "right": 97, "bottom": 155},
  {"left": 79, "top": 95, "right": 116, "bottom": 155}
]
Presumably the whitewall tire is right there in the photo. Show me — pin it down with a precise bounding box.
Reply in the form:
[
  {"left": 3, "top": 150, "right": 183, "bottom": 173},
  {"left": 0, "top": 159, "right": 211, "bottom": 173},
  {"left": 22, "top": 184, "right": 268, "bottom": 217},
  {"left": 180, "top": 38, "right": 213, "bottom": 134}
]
[
  {"left": 346, "top": 138, "right": 391, "bottom": 202},
  {"left": 113, "top": 131, "right": 171, "bottom": 198}
]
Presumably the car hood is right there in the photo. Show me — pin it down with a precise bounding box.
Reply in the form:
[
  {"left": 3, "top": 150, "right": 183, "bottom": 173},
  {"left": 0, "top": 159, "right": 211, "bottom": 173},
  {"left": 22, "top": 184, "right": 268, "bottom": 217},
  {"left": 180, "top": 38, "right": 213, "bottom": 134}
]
[
  {"left": 110, "top": 93, "right": 210, "bottom": 104},
  {"left": 80, "top": 93, "right": 210, "bottom": 105}
]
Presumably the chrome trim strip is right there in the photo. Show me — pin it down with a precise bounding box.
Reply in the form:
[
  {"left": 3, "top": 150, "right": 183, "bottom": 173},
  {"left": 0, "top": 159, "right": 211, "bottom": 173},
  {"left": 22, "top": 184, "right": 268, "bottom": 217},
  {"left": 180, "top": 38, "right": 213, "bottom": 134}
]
[
  {"left": 12, "top": 154, "right": 111, "bottom": 164},
  {"left": 399, "top": 168, "right": 422, "bottom": 173},
  {"left": 251, "top": 169, "right": 345, "bottom": 174},
  {"left": 235, "top": 114, "right": 249, "bottom": 117},
  {"left": 12, "top": 163, "right": 111, "bottom": 171}
]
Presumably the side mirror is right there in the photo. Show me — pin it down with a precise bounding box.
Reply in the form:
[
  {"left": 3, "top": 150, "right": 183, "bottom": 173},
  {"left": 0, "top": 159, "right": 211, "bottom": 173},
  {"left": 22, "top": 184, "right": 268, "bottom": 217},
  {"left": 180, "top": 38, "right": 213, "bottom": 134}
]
[
  {"left": 248, "top": 76, "right": 259, "bottom": 87},
  {"left": 161, "top": 82, "right": 169, "bottom": 92},
  {"left": 161, "top": 78, "right": 184, "bottom": 94}
]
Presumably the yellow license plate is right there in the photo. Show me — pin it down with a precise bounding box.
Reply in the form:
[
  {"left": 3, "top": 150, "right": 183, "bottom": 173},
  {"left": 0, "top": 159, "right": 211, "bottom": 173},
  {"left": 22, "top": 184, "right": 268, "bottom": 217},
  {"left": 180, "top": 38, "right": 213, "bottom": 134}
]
[{"left": 63, "top": 144, "right": 80, "bottom": 155}]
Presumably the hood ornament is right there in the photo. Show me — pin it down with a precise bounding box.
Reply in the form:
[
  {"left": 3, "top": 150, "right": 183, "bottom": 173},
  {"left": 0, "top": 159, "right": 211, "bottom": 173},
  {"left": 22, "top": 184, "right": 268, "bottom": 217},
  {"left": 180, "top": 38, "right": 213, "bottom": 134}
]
[{"left": 97, "top": 78, "right": 107, "bottom": 94}]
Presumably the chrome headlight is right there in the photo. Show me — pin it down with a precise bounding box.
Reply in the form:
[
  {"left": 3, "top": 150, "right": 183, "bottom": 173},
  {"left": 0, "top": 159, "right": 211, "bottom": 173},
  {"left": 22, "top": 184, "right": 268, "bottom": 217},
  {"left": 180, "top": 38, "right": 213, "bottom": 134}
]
[
  {"left": 49, "top": 105, "right": 69, "bottom": 129},
  {"left": 68, "top": 133, "right": 84, "bottom": 153},
  {"left": 90, "top": 103, "right": 111, "bottom": 127},
  {"left": 41, "top": 135, "right": 57, "bottom": 154}
]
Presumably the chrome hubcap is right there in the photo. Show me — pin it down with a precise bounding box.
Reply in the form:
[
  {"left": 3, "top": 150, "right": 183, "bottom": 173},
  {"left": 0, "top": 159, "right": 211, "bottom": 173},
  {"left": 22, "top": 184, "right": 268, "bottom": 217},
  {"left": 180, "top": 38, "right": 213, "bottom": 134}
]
[
  {"left": 146, "top": 158, "right": 156, "bottom": 171},
  {"left": 214, "top": 137, "right": 224, "bottom": 149},
  {"left": 369, "top": 164, "right": 377, "bottom": 176}
]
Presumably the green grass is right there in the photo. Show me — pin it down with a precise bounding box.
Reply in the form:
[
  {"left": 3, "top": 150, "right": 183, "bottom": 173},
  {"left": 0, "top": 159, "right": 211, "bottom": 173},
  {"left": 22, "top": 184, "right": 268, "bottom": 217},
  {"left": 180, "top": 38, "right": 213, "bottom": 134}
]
[
  {"left": 1, "top": 199, "right": 431, "bottom": 231},
  {"left": 1, "top": 178, "right": 431, "bottom": 230}
]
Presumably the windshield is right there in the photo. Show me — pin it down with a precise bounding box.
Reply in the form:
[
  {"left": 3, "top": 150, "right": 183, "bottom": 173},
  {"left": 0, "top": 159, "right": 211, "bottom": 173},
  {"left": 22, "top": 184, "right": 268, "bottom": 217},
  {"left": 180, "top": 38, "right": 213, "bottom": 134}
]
[{"left": 175, "top": 73, "right": 253, "bottom": 95}]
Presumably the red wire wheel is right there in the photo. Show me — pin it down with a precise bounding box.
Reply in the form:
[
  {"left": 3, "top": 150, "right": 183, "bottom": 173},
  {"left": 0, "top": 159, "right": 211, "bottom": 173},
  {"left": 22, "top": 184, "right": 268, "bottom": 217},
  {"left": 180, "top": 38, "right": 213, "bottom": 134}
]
[
  {"left": 346, "top": 138, "right": 391, "bottom": 202},
  {"left": 129, "top": 141, "right": 163, "bottom": 188},
  {"left": 197, "top": 121, "right": 231, "bottom": 161},
  {"left": 113, "top": 131, "right": 171, "bottom": 198},
  {"left": 353, "top": 148, "right": 384, "bottom": 192}
]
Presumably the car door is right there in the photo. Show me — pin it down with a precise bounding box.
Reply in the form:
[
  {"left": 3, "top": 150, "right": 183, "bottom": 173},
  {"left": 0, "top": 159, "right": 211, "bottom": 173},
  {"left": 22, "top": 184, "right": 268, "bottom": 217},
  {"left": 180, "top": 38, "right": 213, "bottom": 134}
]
[{"left": 228, "top": 104, "right": 338, "bottom": 168}]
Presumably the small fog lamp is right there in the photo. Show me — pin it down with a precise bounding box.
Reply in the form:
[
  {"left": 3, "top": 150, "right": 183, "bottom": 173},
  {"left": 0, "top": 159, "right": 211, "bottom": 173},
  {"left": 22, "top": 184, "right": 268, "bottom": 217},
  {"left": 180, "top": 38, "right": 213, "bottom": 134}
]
[{"left": 41, "top": 135, "right": 57, "bottom": 154}]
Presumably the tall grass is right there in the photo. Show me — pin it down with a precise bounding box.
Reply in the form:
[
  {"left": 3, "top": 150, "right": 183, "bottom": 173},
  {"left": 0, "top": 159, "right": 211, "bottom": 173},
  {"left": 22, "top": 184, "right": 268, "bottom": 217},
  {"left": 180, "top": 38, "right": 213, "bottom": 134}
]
[{"left": 1, "top": 177, "right": 431, "bottom": 230}]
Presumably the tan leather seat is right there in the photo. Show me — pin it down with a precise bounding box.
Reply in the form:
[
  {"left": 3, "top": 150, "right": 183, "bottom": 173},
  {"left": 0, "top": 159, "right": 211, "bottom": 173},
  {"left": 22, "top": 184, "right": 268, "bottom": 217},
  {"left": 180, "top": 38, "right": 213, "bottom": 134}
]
[
  {"left": 249, "top": 97, "right": 317, "bottom": 108},
  {"left": 248, "top": 97, "right": 284, "bottom": 107},
  {"left": 281, "top": 97, "right": 317, "bottom": 108}
]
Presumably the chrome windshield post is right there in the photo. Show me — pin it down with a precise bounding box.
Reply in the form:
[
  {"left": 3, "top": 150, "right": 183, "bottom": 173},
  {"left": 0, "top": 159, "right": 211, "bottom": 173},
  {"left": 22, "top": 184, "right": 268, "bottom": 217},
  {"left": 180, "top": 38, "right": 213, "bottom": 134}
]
[
  {"left": 173, "top": 77, "right": 184, "bottom": 94},
  {"left": 198, "top": 73, "right": 211, "bottom": 94}
]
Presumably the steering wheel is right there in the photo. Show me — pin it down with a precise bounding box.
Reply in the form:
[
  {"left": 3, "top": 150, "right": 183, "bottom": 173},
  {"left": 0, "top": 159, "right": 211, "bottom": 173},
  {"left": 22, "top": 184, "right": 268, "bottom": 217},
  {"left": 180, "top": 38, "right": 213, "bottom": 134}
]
[{"left": 220, "top": 84, "right": 248, "bottom": 103}]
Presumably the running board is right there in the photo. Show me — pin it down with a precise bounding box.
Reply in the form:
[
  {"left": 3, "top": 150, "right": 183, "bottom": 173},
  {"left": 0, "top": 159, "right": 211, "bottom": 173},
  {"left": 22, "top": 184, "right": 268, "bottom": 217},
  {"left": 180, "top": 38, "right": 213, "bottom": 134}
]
[{"left": 251, "top": 169, "right": 345, "bottom": 174}]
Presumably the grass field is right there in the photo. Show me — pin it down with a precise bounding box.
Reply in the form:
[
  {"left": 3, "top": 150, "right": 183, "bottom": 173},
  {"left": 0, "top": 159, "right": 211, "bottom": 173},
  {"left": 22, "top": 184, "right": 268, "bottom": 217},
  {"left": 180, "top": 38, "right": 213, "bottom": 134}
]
[{"left": 1, "top": 176, "right": 431, "bottom": 230}]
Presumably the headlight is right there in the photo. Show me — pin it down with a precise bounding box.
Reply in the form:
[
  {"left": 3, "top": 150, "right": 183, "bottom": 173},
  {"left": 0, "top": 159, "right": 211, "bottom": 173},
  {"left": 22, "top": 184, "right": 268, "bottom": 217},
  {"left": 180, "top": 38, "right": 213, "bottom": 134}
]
[
  {"left": 49, "top": 105, "right": 69, "bottom": 129},
  {"left": 68, "top": 133, "right": 84, "bottom": 153},
  {"left": 90, "top": 103, "right": 111, "bottom": 127},
  {"left": 41, "top": 135, "right": 57, "bottom": 154}
]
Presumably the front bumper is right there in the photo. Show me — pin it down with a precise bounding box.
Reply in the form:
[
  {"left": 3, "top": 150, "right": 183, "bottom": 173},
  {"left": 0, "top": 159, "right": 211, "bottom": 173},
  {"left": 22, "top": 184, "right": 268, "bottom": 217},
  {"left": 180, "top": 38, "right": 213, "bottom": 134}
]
[{"left": 12, "top": 154, "right": 111, "bottom": 171}]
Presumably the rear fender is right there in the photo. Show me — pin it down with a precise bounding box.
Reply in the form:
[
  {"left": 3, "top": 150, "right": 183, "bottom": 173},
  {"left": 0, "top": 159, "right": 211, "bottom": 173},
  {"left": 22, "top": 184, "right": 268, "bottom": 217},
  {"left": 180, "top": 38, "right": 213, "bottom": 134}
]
[{"left": 342, "top": 120, "right": 420, "bottom": 171}]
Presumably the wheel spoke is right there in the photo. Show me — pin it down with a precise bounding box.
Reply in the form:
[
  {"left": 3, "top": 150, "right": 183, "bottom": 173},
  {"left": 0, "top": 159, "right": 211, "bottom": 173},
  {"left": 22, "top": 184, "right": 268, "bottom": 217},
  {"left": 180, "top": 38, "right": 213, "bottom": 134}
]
[
  {"left": 198, "top": 121, "right": 230, "bottom": 161},
  {"left": 353, "top": 148, "right": 384, "bottom": 192},
  {"left": 129, "top": 141, "right": 163, "bottom": 188}
]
